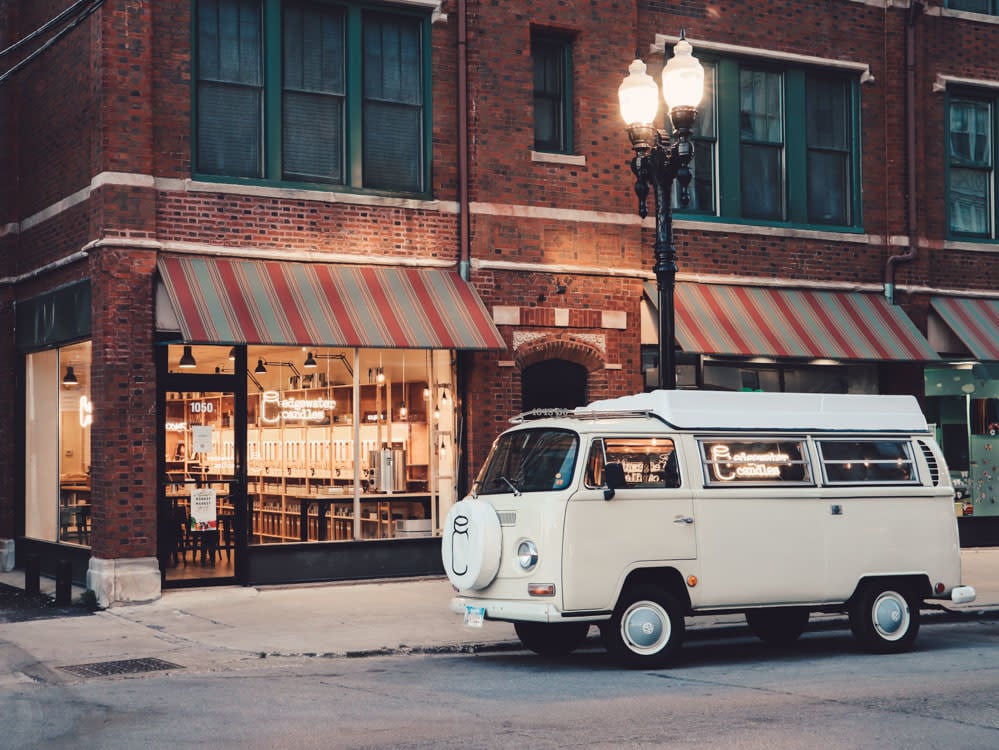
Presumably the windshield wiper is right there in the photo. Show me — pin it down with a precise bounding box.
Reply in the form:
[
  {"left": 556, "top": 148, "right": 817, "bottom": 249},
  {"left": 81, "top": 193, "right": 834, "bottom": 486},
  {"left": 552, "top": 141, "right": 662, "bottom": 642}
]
[{"left": 499, "top": 476, "right": 522, "bottom": 496}]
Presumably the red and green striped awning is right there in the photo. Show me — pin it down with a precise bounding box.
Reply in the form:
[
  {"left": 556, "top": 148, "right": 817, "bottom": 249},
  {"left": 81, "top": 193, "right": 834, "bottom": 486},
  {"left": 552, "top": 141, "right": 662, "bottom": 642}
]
[
  {"left": 158, "top": 255, "right": 506, "bottom": 350},
  {"left": 931, "top": 296, "right": 999, "bottom": 361},
  {"left": 645, "top": 282, "right": 938, "bottom": 361}
]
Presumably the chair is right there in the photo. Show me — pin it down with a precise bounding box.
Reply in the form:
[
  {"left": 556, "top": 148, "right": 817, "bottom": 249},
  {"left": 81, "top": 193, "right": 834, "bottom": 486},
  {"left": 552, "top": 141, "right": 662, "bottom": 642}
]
[{"left": 172, "top": 507, "right": 190, "bottom": 565}]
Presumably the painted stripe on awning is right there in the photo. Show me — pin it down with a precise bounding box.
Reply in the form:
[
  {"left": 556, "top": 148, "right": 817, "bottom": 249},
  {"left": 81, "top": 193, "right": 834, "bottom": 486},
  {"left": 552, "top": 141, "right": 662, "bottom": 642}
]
[
  {"left": 931, "top": 296, "right": 999, "bottom": 361},
  {"left": 157, "top": 255, "right": 506, "bottom": 350},
  {"left": 644, "top": 282, "right": 938, "bottom": 361}
]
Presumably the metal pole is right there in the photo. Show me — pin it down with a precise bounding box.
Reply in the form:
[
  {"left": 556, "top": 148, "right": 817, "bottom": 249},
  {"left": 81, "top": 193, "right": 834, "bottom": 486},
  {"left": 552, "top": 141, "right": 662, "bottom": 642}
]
[{"left": 652, "top": 163, "right": 677, "bottom": 390}]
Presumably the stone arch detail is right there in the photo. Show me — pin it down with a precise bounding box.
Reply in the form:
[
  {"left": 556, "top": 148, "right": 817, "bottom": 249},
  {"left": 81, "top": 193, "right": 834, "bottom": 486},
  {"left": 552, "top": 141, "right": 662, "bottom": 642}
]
[{"left": 514, "top": 333, "right": 606, "bottom": 373}]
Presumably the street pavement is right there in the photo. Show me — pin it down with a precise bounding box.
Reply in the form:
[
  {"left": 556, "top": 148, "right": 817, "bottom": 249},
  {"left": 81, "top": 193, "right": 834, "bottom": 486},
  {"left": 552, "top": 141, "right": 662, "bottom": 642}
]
[{"left": 1, "top": 548, "right": 998, "bottom": 677}]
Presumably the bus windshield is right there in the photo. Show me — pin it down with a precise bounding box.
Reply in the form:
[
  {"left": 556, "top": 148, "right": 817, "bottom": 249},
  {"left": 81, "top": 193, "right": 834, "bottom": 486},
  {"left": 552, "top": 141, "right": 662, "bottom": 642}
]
[{"left": 473, "top": 428, "right": 579, "bottom": 495}]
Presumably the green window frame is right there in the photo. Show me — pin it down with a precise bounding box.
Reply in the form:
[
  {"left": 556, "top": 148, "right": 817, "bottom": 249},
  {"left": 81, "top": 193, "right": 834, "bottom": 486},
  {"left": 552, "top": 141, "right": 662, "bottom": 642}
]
[
  {"left": 947, "top": 93, "right": 996, "bottom": 239},
  {"left": 194, "top": 0, "right": 431, "bottom": 195},
  {"left": 532, "top": 33, "right": 573, "bottom": 154},
  {"left": 681, "top": 57, "right": 862, "bottom": 230},
  {"left": 947, "top": 0, "right": 998, "bottom": 14}
]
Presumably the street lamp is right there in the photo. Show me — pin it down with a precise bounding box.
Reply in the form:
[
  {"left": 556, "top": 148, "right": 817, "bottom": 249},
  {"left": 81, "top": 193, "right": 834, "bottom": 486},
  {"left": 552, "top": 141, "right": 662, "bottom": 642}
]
[{"left": 619, "top": 33, "right": 704, "bottom": 390}]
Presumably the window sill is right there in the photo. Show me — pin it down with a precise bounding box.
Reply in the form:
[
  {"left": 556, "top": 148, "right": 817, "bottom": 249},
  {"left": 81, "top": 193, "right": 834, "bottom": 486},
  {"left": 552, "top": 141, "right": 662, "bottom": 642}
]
[
  {"left": 531, "top": 151, "right": 586, "bottom": 167},
  {"left": 674, "top": 216, "right": 870, "bottom": 244},
  {"left": 181, "top": 176, "right": 438, "bottom": 210}
]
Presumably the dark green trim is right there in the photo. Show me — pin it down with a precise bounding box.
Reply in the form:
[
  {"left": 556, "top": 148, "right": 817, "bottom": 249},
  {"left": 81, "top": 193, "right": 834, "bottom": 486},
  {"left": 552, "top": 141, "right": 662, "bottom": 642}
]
[
  {"left": 785, "top": 69, "right": 807, "bottom": 222},
  {"left": 715, "top": 59, "right": 741, "bottom": 218},
  {"left": 15, "top": 280, "right": 91, "bottom": 351},
  {"left": 264, "top": 0, "right": 283, "bottom": 180}
]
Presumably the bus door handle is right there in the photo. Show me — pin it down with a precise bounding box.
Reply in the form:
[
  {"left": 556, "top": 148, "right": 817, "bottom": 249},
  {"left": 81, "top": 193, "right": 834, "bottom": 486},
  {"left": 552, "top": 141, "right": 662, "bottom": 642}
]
[{"left": 673, "top": 516, "right": 694, "bottom": 525}]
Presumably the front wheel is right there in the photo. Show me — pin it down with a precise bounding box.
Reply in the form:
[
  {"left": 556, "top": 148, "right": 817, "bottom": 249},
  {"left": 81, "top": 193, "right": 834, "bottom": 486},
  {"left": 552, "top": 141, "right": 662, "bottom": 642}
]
[
  {"left": 849, "top": 583, "right": 920, "bottom": 653},
  {"left": 605, "top": 585, "right": 685, "bottom": 668},
  {"left": 514, "top": 622, "right": 590, "bottom": 657}
]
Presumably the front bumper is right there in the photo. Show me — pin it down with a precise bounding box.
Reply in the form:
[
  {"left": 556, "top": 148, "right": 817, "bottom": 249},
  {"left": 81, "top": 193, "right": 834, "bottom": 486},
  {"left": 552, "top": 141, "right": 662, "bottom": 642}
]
[{"left": 450, "top": 595, "right": 609, "bottom": 624}]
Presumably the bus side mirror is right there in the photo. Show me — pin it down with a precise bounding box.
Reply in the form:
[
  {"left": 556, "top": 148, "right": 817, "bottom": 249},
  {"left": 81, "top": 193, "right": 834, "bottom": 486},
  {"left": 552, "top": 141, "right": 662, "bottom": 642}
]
[{"left": 604, "top": 462, "right": 626, "bottom": 501}]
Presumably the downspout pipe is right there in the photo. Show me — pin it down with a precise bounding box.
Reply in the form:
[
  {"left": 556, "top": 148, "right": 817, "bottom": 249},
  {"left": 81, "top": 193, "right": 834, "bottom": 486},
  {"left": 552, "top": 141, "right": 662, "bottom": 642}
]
[
  {"left": 457, "top": 0, "right": 471, "bottom": 282},
  {"left": 455, "top": 0, "right": 472, "bottom": 497},
  {"left": 885, "top": 0, "right": 924, "bottom": 304}
]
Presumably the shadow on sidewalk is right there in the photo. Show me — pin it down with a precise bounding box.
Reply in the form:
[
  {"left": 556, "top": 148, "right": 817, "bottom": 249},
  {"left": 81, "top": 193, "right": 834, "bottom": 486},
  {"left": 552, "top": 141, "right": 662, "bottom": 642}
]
[{"left": 0, "top": 582, "right": 96, "bottom": 624}]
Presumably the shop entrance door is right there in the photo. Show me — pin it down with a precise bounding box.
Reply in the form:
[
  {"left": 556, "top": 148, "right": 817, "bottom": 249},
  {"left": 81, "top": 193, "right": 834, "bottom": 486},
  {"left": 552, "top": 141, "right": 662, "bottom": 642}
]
[{"left": 159, "top": 371, "right": 247, "bottom": 585}]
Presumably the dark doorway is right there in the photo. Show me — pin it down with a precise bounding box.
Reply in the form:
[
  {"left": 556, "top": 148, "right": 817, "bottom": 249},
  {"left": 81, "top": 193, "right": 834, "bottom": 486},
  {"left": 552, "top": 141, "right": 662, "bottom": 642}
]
[{"left": 522, "top": 359, "right": 588, "bottom": 411}]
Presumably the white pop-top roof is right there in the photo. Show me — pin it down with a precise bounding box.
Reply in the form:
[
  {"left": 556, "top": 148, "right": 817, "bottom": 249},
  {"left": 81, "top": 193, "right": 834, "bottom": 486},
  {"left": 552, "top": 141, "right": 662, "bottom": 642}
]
[{"left": 577, "top": 390, "right": 929, "bottom": 432}]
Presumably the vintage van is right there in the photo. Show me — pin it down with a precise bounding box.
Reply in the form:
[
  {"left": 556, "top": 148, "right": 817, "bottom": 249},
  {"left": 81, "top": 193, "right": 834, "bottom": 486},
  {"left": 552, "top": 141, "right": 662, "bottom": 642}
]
[{"left": 443, "top": 391, "right": 976, "bottom": 667}]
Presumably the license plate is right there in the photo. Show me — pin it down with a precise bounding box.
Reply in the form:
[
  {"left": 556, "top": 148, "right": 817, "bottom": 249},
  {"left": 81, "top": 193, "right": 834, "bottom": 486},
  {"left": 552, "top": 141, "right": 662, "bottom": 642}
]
[{"left": 464, "top": 605, "right": 485, "bottom": 628}]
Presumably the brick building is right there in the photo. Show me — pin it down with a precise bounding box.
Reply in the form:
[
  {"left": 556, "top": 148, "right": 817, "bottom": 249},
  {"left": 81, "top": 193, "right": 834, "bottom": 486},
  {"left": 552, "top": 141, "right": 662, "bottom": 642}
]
[{"left": 1, "top": 0, "right": 998, "bottom": 605}]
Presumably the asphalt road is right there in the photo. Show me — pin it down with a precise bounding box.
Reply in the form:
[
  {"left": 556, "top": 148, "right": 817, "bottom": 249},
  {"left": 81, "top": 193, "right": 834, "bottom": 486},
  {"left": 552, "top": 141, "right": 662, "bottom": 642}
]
[{"left": 2, "top": 616, "right": 998, "bottom": 749}]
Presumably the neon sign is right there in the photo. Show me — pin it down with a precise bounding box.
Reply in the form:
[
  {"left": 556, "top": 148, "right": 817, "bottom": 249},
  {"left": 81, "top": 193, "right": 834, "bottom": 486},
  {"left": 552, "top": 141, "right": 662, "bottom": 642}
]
[
  {"left": 79, "top": 395, "right": 93, "bottom": 428},
  {"left": 260, "top": 391, "right": 336, "bottom": 424},
  {"left": 709, "top": 444, "right": 788, "bottom": 481}
]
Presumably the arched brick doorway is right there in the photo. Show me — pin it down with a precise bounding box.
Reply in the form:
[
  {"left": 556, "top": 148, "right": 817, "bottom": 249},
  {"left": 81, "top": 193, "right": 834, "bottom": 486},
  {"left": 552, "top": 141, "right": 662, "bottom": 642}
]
[
  {"left": 515, "top": 334, "right": 607, "bottom": 412},
  {"left": 522, "top": 359, "right": 588, "bottom": 411}
]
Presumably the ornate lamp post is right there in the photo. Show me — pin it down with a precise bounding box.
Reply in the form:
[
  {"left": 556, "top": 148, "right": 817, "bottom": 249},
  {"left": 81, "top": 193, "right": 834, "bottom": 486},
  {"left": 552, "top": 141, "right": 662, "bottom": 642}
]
[{"left": 619, "top": 34, "right": 704, "bottom": 390}]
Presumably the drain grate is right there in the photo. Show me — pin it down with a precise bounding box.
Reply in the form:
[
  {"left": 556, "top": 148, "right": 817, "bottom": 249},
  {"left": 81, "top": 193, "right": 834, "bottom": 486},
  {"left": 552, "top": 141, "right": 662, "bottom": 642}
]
[{"left": 59, "top": 657, "right": 183, "bottom": 679}]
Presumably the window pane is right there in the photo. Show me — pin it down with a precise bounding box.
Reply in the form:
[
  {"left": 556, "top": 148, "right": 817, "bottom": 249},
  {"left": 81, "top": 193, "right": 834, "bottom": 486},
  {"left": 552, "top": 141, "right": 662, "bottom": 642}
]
[
  {"left": 533, "top": 39, "right": 567, "bottom": 152},
  {"left": 740, "top": 69, "right": 782, "bottom": 142},
  {"left": 949, "top": 167, "right": 991, "bottom": 235},
  {"left": 197, "top": 83, "right": 262, "bottom": 177},
  {"left": 807, "top": 78, "right": 848, "bottom": 150},
  {"left": 283, "top": 4, "right": 345, "bottom": 183},
  {"left": 807, "top": 150, "right": 848, "bottom": 224},
  {"left": 950, "top": 99, "right": 991, "bottom": 165},
  {"left": 284, "top": 92, "right": 343, "bottom": 183},
  {"left": 741, "top": 144, "right": 783, "bottom": 219},
  {"left": 197, "top": 0, "right": 262, "bottom": 177},
  {"left": 363, "top": 14, "right": 423, "bottom": 191}
]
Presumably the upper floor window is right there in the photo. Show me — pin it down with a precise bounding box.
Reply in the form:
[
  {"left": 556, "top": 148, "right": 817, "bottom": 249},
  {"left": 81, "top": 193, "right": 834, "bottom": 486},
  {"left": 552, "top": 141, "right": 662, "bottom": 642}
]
[
  {"left": 947, "top": 0, "right": 998, "bottom": 14},
  {"left": 681, "top": 57, "right": 860, "bottom": 229},
  {"left": 196, "top": 0, "right": 428, "bottom": 194},
  {"left": 532, "top": 33, "right": 573, "bottom": 154},
  {"left": 948, "top": 95, "right": 995, "bottom": 238}
]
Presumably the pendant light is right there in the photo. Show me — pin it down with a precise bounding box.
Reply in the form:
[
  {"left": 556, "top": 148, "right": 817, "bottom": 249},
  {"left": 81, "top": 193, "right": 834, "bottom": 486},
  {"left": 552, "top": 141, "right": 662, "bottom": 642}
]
[
  {"left": 179, "top": 345, "right": 197, "bottom": 368},
  {"left": 63, "top": 366, "right": 79, "bottom": 387}
]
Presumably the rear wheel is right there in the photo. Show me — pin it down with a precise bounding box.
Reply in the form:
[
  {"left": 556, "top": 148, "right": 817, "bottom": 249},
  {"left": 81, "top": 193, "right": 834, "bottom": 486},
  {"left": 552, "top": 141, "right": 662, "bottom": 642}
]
[
  {"left": 849, "top": 583, "right": 920, "bottom": 653},
  {"left": 514, "top": 622, "right": 590, "bottom": 657},
  {"left": 605, "top": 585, "right": 685, "bottom": 668},
  {"left": 745, "top": 607, "right": 810, "bottom": 646}
]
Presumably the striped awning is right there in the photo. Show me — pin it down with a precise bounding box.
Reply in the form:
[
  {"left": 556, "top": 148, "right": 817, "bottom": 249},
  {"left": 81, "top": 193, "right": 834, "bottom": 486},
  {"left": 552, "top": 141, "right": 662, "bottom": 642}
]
[
  {"left": 931, "top": 296, "right": 999, "bottom": 361},
  {"left": 158, "top": 255, "right": 505, "bottom": 350},
  {"left": 645, "top": 282, "right": 938, "bottom": 361}
]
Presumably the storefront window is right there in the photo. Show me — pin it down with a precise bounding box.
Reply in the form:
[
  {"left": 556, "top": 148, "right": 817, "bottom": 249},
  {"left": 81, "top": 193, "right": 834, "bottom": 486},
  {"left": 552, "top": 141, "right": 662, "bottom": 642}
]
[
  {"left": 246, "top": 346, "right": 451, "bottom": 543},
  {"left": 25, "top": 341, "right": 93, "bottom": 546},
  {"left": 163, "top": 344, "right": 454, "bottom": 546}
]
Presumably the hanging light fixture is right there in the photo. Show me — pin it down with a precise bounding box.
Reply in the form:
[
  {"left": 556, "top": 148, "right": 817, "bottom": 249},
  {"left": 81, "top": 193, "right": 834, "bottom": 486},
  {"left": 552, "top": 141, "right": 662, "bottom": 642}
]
[
  {"left": 399, "top": 354, "right": 407, "bottom": 420},
  {"left": 228, "top": 347, "right": 236, "bottom": 361},
  {"left": 254, "top": 358, "right": 267, "bottom": 374},
  {"left": 303, "top": 351, "right": 318, "bottom": 369},
  {"left": 179, "top": 345, "right": 197, "bottom": 368},
  {"left": 63, "top": 366, "right": 79, "bottom": 387}
]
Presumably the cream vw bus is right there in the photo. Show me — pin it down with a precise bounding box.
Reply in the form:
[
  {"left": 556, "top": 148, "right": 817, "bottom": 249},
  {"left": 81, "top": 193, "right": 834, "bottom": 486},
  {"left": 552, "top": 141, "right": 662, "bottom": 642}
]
[{"left": 443, "top": 391, "right": 976, "bottom": 667}]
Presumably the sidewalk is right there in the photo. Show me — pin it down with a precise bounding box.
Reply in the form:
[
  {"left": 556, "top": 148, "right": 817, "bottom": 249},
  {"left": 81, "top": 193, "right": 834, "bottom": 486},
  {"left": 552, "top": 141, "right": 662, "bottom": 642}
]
[{"left": 2, "top": 548, "right": 998, "bottom": 674}]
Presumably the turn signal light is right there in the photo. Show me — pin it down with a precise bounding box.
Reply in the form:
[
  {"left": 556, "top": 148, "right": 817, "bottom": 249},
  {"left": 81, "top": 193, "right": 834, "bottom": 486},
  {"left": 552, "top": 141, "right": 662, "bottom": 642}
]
[
  {"left": 687, "top": 575, "right": 698, "bottom": 587},
  {"left": 528, "top": 583, "right": 556, "bottom": 597},
  {"left": 935, "top": 582, "right": 945, "bottom": 595}
]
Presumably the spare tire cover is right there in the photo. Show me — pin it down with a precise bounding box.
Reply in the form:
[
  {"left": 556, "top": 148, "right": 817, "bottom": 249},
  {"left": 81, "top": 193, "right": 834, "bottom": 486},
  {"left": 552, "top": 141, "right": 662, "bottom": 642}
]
[{"left": 441, "top": 499, "right": 502, "bottom": 591}]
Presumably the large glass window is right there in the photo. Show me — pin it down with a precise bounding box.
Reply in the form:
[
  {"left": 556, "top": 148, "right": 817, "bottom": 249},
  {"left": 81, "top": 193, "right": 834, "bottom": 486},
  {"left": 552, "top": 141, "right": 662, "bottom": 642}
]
[
  {"left": 25, "top": 342, "right": 93, "bottom": 546},
  {"left": 682, "top": 57, "right": 858, "bottom": 228},
  {"left": 164, "top": 345, "right": 453, "bottom": 546},
  {"left": 532, "top": 33, "right": 573, "bottom": 154},
  {"left": 196, "top": 0, "right": 428, "bottom": 193},
  {"left": 699, "top": 438, "right": 811, "bottom": 486},
  {"left": 817, "top": 440, "right": 918, "bottom": 485},
  {"left": 948, "top": 95, "right": 995, "bottom": 237}
]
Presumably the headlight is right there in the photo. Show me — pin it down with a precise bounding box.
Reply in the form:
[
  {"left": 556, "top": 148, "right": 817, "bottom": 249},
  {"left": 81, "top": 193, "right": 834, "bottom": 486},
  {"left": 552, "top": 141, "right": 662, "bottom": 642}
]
[{"left": 517, "top": 540, "right": 539, "bottom": 570}]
